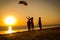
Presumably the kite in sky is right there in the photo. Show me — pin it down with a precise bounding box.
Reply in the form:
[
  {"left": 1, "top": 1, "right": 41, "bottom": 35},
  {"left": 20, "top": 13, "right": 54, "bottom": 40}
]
[{"left": 19, "top": 1, "right": 28, "bottom": 6}]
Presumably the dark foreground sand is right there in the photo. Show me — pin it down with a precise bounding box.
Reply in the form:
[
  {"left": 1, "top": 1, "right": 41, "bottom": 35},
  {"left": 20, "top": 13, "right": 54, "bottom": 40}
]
[{"left": 0, "top": 27, "right": 60, "bottom": 40}]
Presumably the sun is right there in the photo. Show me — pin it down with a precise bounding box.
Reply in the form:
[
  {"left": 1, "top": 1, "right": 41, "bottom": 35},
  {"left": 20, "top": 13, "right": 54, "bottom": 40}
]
[{"left": 5, "top": 16, "right": 16, "bottom": 25}]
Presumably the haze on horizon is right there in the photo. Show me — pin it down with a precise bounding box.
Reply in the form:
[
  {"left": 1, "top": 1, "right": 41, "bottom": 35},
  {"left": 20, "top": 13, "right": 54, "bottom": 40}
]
[{"left": 0, "top": 0, "right": 60, "bottom": 26}]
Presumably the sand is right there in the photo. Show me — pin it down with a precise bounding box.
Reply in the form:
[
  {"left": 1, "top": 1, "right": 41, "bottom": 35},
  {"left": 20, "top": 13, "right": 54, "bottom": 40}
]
[{"left": 0, "top": 27, "right": 60, "bottom": 40}]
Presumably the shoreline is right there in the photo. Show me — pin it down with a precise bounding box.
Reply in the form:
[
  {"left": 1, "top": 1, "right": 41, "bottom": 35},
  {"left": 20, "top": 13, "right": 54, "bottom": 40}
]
[
  {"left": 0, "top": 27, "right": 60, "bottom": 40},
  {"left": 0, "top": 25, "right": 60, "bottom": 34}
]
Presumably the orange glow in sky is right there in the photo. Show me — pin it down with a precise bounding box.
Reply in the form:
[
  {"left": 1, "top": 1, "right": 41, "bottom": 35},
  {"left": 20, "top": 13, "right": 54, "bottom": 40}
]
[{"left": 0, "top": 0, "right": 59, "bottom": 26}]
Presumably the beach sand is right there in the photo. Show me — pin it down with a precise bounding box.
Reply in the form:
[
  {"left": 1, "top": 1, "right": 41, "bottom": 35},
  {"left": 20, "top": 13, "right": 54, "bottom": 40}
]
[{"left": 0, "top": 27, "right": 60, "bottom": 40}]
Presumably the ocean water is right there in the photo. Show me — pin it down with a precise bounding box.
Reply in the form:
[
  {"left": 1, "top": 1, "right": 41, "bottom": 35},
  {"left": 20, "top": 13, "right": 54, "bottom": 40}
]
[{"left": 0, "top": 25, "right": 60, "bottom": 34}]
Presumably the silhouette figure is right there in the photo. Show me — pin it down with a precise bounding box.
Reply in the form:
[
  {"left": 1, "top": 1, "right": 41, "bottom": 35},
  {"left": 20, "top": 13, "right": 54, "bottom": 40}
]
[
  {"left": 38, "top": 17, "right": 42, "bottom": 30},
  {"left": 30, "top": 17, "right": 34, "bottom": 30},
  {"left": 26, "top": 17, "right": 31, "bottom": 31}
]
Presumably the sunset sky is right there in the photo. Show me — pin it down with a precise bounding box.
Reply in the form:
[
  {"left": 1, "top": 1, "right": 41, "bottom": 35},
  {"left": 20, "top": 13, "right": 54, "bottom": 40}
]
[{"left": 0, "top": 0, "right": 60, "bottom": 26}]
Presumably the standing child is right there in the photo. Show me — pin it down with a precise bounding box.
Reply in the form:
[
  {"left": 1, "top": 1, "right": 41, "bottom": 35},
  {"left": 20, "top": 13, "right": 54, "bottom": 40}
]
[{"left": 38, "top": 17, "right": 42, "bottom": 30}]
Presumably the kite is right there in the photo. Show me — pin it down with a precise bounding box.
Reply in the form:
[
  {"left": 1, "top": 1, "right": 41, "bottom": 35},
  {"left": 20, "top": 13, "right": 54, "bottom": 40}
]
[{"left": 19, "top": 1, "right": 28, "bottom": 6}]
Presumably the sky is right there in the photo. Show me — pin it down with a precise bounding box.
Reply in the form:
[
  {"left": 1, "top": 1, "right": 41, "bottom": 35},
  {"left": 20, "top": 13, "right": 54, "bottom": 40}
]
[{"left": 0, "top": 0, "right": 60, "bottom": 26}]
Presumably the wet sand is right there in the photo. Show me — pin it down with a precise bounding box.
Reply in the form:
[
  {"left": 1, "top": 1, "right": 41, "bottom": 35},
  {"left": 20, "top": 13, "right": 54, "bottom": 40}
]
[{"left": 0, "top": 27, "right": 60, "bottom": 40}]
